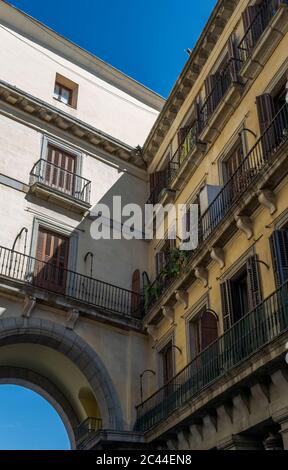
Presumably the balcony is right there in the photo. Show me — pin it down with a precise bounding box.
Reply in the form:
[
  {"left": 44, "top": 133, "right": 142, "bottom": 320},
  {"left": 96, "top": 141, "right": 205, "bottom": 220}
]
[
  {"left": 75, "top": 417, "right": 102, "bottom": 449},
  {"left": 198, "top": 58, "right": 243, "bottom": 142},
  {"left": 146, "top": 124, "right": 207, "bottom": 206},
  {"left": 136, "top": 279, "right": 288, "bottom": 432},
  {"left": 0, "top": 246, "right": 143, "bottom": 323},
  {"left": 144, "top": 102, "right": 288, "bottom": 317},
  {"left": 29, "top": 159, "right": 91, "bottom": 214},
  {"left": 238, "top": 0, "right": 288, "bottom": 80}
]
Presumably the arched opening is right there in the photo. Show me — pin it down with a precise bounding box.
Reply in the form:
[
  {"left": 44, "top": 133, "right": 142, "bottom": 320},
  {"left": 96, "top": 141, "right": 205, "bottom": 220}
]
[
  {"left": 0, "top": 317, "right": 125, "bottom": 449},
  {"left": 0, "top": 384, "right": 70, "bottom": 450}
]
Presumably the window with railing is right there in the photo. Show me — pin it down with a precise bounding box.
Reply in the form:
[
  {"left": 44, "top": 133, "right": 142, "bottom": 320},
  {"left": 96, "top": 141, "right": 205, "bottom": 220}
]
[
  {"left": 30, "top": 152, "right": 91, "bottom": 205},
  {"left": 136, "top": 278, "right": 288, "bottom": 432},
  {"left": 199, "top": 56, "right": 242, "bottom": 132},
  {"left": 0, "top": 246, "right": 143, "bottom": 319},
  {"left": 144, "top": 101, "right": 288, "bottom": 315},
  {"left": 238, "top": 0, "right": 285, "bottom": 64}
]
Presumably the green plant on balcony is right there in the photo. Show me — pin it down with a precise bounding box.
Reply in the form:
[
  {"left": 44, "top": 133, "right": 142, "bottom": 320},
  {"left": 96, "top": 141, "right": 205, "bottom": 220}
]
[
  {"left": 143, "top": 281, "right": 161, "bottom": 311},
  {"left": 159, "top": 248, "right": 189, "bottom": 281},
  {"left": 144, "top": 248, "right": 189, "bottom": 312}
]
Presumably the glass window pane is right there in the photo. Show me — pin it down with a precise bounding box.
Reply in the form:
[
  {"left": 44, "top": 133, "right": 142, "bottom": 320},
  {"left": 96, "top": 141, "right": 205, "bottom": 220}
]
[
  {"left": 61, "top": 88, "right": 70, "bottom": 105},
  {"left": 53, "top": 83, "right": 60, "bottom": 99}
]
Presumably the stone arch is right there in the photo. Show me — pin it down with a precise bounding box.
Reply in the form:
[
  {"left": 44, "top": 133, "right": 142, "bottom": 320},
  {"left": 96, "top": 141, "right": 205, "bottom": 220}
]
[
  {"left": 0, "top": 366, "right": 78, "bottom": 449},
  {"left": 0, "top": 317, "right": 124, "bottom": 432}
]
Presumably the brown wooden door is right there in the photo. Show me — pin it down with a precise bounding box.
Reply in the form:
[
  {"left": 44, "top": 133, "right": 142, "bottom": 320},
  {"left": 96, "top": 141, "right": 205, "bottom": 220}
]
[
  {"left": 45, "top": 146, "right": 76, "bottom": 195},
  {"left": 162, "top": 342, "right": 173, "bottom": 385},
  {"left": 131, "top": 269, "right": 140, "bottom": 315},
  {"left": 200, "top": 310, "right": 218, "bottom": 350},
  {"left": 34, "top": 228, "right": 69, "bottom": 294}
]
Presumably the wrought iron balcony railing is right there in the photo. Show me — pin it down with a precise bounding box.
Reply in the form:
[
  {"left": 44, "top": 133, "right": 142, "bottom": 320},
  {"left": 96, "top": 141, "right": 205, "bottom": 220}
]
[
  {"left": 75, "top": 417, "right": 102, "bottom": 444},
  {"left": 136, "top": 279, "right": 288, "bottom": 432},
  {"left": 0, "top": 246, "right": 143, "bottom": 319},
  {"left": 199, "top": 58, "right": 242, "bottom": 131},
  {"left": 30, "top": 159, "right": 91, "bottom": 205},
  {"left": 238, "top": 0, "right": 284, "bottom": 64},
  {"left": 146, "top": 59, "right": 242, "bottom": 207},
  {"left": 146, "top": 121, "right": 200, "bottom": 206},
  {"left": 144, "top": 102, "right": 288, "bottom": 314}
]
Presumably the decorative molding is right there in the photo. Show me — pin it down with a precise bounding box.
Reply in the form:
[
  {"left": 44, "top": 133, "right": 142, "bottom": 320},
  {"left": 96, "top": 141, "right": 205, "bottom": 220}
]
[
  {"left": 0, "top": 81, "right": 144, "bottom": 169},
  {"left": 235, "top": 215, "right": 253, "bottom": 240},
  {"left": 194, "top": 266, "right": 208, "bottom": 288},
  {"left": 65, "top": 309, "right": 79, "bottom": 330},
  {"left": 146, "top": 325, "right": 158, "bottom": 342},
  {"left": 210, "top": 246, "right": 225, "bottom": 268},
  {"left": 22, "top": 296, "right": 36, "bottom": 318},
  {"left": 258, "top": 189, "right": 277, "bottom": 215},
  {"left": 175, "top": 290, "right": 189, "bottom": 309},
  {"left": 143, "top": 0, "right": 239, "bottom": 163},
  {"left": 233, "top": 391, "right": 251, "bottom": 415},
  {"left": 162, "top": 305, "right": 175, "bottom": 325}
]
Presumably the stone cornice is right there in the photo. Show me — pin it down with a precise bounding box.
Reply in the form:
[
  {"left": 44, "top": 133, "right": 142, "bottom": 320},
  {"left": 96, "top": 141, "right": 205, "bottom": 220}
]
[
  {"left": 143, "top": 0, "right": 238, "bottom": 164},
  {"left": 0, "top": 80, "right": 146, "bottom": 169}
]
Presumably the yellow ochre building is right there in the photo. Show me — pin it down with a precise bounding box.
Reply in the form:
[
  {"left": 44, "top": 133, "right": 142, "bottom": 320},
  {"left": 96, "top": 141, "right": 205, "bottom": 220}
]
[{"left": 0, "top": 0, "right": 288, "bottom": 450}]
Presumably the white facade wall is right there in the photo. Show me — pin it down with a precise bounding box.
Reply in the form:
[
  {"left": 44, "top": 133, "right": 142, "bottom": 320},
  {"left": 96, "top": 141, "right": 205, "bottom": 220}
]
[
  {"left": 0, "top": 2, "right": 162, "bottom": 433},
  {"left": 0, "top": 2, "right": 161, "bottom": 147},
  {"left": 0, "top": 3, "right": 163, "bottom": 290}
]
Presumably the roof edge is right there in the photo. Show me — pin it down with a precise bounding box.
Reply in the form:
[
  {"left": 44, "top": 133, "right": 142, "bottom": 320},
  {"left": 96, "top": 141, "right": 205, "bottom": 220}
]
[{"left": 0, "top": 0, "right": 165, "bottom": 112}]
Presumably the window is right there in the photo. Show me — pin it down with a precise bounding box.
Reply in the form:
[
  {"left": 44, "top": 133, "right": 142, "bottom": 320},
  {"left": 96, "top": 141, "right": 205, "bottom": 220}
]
[
  {"left": 222, "top": 138, "right": 247, "bottom": 204},
  {"left": 270, "top": 229, "right": 288, "bottom": 287},
  {"left": 256, "top": 81, "right": 288, "bottom": 158},
  {"left": 160, "top": 341, "right": 174, "bottom": 385},
  {"left": 34, "top": 228, "right": 70, "bottom": 294},
  {"left": 189, "top": 307, "right": 218, "bottom": 358},
  {"left": 155, "top": 238, "right": 176, "bottom": 276},
  {"left": 182, "top": 194, "right": 201, "bottom": 245},
  {"left": 220, "top": 255, "right": 262, "bottom": 330},
  {"left": 53, "top": 74, "right": 78, "bottom": 108},
  {"left": 223, "top": 139, "right": 244, "bottom": 183},
  {"left": 54, "top": 82, "right": 72, "bottom": 105},
  {"left": 45, "top": 145, "right": 76, "bottom": 196}
]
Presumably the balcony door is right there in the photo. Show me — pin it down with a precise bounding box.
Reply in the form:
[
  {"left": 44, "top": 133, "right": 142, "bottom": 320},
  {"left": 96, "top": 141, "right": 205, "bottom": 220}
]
[
  {"left": 223, "top": 139, "right": 247, "bottom": 205},
  {"left": 45, "top": 145, "right": 76, "bottom": 196},
  {"left": 34, "top": 228, "right": 69, "bottom": 295},
  {"left": 161, "top": 341, "right": 174, "bottom": 386}
]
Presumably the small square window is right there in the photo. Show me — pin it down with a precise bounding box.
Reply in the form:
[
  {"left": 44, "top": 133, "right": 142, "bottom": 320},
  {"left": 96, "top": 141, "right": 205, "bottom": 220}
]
[{"left": 53, "top": 74, "right": 78, "bottom": 108}]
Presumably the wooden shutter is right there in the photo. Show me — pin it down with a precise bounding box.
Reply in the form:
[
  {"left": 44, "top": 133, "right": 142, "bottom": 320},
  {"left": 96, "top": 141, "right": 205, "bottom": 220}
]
[
  {"left": 256, "top": 94, "right": 276, "bottom": 158},
  {"left": 46, "top": 145, "right": 75, "bottom": 194},
  {"left": 163, "top": 342, "right": 173, "bottom": 384},
  {"left": 246, "top": 255, "right": 262, "bottom": 310},
  {"left": 34, "top": 228, "right": 69, "bottom": 294},
  {"left": 194, "top": 101, "right": 201, "bottom": 138},
  {"left": 205, "top": 75, "right": 217, "bottom": 117},
  {"left": 177, "top": 126, "right": 189, "bottom": 147},
  {"left": 220, "top": 280, "right": 233, "bottom": 330},
  {"left": 155, "top": 251, "right": 165, "bottom": 276},
  {"left": 242, "top": 5, "right": 260, "bottom": 53},
  {"left": 270, "top": 230, "right": 288, "bottom": 287},
  {"left": 201, "top": 310, "right": 218, "bottom": 350},
  {"left": 256, "top": 94, "right": 276, "bottom": 134},
  {"left": 228, "top": 35, "right": 239, "bottom": 83},
  {"left": 242, "top": 6, "right": 258, "bottom": 33},
  {"left": 131, "top": 269, "right": 141, "bottom": 315}
]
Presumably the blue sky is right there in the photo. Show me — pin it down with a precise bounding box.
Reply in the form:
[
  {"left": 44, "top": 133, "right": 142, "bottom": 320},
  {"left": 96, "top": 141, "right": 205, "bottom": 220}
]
[
  {"left": 0, "top": 385, "right": 70, "bottom": 450},
  {"left": 7, "top": 0, "right": 217, "bottom": 98},
  {"left": 1, "top": 0, "right": 217, "bottom": 450}
]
